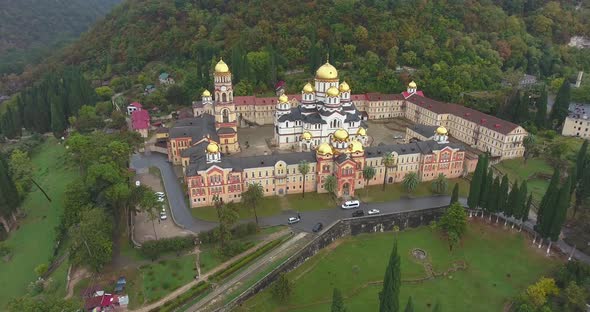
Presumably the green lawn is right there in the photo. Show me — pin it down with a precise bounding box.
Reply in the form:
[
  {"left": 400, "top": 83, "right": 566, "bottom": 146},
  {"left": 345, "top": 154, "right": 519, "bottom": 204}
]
[
  {"left": 0, "top": 138, "right": 76, "bottom": 306},
  {"left": 140, "top": 255, "right": 197, "bottom": 303},
  {"left": 495, "top": 158, "right": 553, "bottom": 204},
  {"left": 238, "top": 222, "right": 560, "bottom": 312},
  {"left": 192, "top": 178, "right": 470, "bottom": 222}
]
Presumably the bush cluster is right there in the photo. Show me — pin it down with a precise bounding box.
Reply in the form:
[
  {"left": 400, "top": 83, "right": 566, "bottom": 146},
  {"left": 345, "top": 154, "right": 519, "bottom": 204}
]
[
  {"left": 209, "top": 236, "right": 286, "bottom": 283},
  {"left": 140, "top": 235, "right": 196, "bottom": 260},
  {"left": 221, "top": 241, "right": 255, "bottom": 258},
  {"left": 198, "top": 222, "right": 258, "bottom": 245},
  {"left": 148, "top": 281, "right": 210, "bottom": 312}
]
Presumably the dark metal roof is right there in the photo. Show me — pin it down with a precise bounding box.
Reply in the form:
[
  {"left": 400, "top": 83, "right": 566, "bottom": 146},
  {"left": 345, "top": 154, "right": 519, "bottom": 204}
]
[
  {"left": 409, "top": 124, "right": 437, "bottom": 138},
  {"left": 364, "top": 140, "right": 463, "bottom": 158},
  {"left": 217, "top": 127, "right": 236, "bottom": 135},
  {"left": 169, "top": 114, "right": 219, "bottom": 142}
]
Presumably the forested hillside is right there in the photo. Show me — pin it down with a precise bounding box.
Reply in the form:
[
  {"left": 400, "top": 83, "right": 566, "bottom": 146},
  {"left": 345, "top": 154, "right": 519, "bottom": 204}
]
[
  {"left": 2, "top": 0, "right": 590, "bottom": 102},
  {"left": 0, "top": 0, "right": 121, "bottom": 76}
]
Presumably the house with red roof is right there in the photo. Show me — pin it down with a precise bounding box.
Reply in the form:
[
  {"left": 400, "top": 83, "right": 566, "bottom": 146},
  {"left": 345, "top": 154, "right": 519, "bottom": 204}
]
[
  {"left": 127, "top": 102, "right": 143, "bottom": 115},
  {"left": 131, "top": 109, "right": 150, "bottom": 138}
]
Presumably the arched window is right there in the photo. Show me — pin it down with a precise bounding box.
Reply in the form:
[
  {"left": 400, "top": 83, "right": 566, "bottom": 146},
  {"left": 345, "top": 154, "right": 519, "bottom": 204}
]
[
  {"left": 222, "top": 93, "right": 227, "bottom": 102},
  {"left": 222, "top": 109, "right": 229, "bottom": 123}
]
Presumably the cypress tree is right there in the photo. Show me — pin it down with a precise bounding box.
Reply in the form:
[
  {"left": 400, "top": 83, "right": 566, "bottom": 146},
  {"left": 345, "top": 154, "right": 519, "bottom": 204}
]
[
  {"left": 450, "top": 183, "right": 459, "bottom": 205},
  {"left": 548, "top": 176, "right": 571, "bottom": 242},
  {"left": 517, "top": 92, "right": 530, "bottom": 123},
  {"left": 488, "top": 176, "right": 500, "bottom": 219},
  {"left": 523, "top": 194, "right": 533, "bottom": 223},
  {"left": 575, "top": 140, "right": 588, "bottom": 180},
  {"left": 498, "top": 175, "right": 510, "bottom": 216},
  {"left": 433, "top": 301, "right": 442, "bottom": 312},
  {"left": 480, "top": 168, "right": 494, "bottom": 213},
  {"left": 404, "top": 296, "right": 414, "bottom": 312},
  {"left": 331, "top": 288, "right": 347, "bottom": 312},
  {"left": 0, "top": 156, "right": 20, "bottom": 218},
  {"left": 468, "top": 154, "right": 485, "bottom": 209},
  {"left": 379, "top": 239, "right": 401, "bottom": 312},
  {"left": 505, "top": 181, "right": 520, "bottom": 218},
  {"left": 550, "top": 80, "right": 571, "bottom": 128},
  {"left": 515, "top": 181, "right": 528, "bottom": 221},
  {"left": 574, "top": 161, "right": 590, "bottom": 217},
  {"left": 50, "top": 87, "right": 67, "bottom": 137},
  {"left": 537, "top": 169, "right": 560, "bottom": 234},
  {"left": 535, "top": 88, "right": 547, "bottom": 129}
]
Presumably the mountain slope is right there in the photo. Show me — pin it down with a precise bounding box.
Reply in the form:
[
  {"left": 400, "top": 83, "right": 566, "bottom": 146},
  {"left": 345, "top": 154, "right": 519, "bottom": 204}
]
[{"left": 0, "top": 0, "right": 121, "bottom": 75}]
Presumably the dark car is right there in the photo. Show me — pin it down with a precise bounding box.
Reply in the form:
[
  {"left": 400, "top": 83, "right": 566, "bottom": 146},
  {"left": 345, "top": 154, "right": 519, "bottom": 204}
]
[
  {"left": 312, "top": 222, "right": 323, "bottom": 233},
  {"left": 352, "top": 210, "right": 364, "bottom": 217}
]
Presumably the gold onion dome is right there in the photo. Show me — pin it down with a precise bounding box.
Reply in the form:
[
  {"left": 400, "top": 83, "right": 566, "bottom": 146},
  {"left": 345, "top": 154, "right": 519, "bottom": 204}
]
[
  {"left": 333, "top": 128, "right": 349, "bottom": 141},
  {"left": 214, "top": 59, "right": 229, "bottom": 73},
  {"left": 409, "top": 81, "right": 417, "bottom": 88},
  {"left": 316, "top": 143, "right": 333, "bottom": 155},
  {"left": 357, "top": 127, "right": 366, "bottom": 136},
  {"left": 315, "top": 62, "right": 338, "bottom": 79},
  {"left": 279, "top": 94, "right": 289, "bottom": 103},
  {"left": 302, "top": 83, "right": 314, "bottom": 93},
  {"left": 436, "top": 126, "right": 448, "bottom": 135},
  {"left": 326, "top": 86, "right": 340, "bottom": 97},
  {"left": 206, "top": 142, "right": 219, "bottom": 153},
  {"left": 302, "top": 131, "right": 312, "bottom": 140},
  {"left": 202, "top": 89, "right": 211, "bottom": 97},
  {"left": 339, "top": 81, "right": 350, "bottom": 92},
  {"left": 349, "top": 140, "right": 364, "bottom": 153}
]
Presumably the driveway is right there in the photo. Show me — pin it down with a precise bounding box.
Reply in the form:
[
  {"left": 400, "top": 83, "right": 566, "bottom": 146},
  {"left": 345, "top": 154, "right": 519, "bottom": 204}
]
[{"left": 130, "top": 152, "right": 217, "bottom": 233}]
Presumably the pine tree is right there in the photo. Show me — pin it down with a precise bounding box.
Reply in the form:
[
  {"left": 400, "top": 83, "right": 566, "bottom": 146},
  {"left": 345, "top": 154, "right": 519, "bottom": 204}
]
[
  {"left": 331, "top": 288, "right": 347, "bottom": 312},
  {"left": 379, "top": 239, "right": 401, "bottom": 312},
  {"left": 450, "top": 183, "right": 459, "bottom": 205},
  {"left": 535, "top": 88, "right": 548, "bottom": 128},
  {"left": 404, "top": 296, "right": 414, "bottom": 312},
  {"left": 550, "top": 80, "right": 571, "bottom": 128},
  {"left": 468, "top": 154, "right": 485, "bottom": 209}
]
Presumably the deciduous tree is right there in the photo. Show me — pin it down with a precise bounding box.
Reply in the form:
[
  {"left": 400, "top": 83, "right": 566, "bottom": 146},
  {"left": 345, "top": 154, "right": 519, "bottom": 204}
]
[
  {"left": 324, "top": 175, "right": 337, "bottom": 201},
  {"left": 69, "top": 208, "right": 113, "bottom": 272},
  {"left": 437, "top": 202, "right": 467, "bottom": 251}
]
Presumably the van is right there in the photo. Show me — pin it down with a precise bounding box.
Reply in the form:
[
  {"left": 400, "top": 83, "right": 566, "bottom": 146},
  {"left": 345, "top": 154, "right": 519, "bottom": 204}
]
[{"left": 341, "top": 200, "right": 360, "bottom": 209}]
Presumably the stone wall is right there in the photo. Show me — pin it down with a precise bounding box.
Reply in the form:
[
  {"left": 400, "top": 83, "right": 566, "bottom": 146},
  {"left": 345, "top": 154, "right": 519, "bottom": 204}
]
[{"left": 218, "top": 206, "right": 447, "bottom": 312}]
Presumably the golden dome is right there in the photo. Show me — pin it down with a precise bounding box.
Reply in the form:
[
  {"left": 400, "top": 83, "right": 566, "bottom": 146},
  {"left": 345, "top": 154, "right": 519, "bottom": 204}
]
[
  {"left": 316, "top": 143, "right": 333, "bottom": 156},
  {"left": 206, "top": 142, "right": 219, "bottom": 153},
  {"left": 357, "top": 127, "right": 366, "bottom": 136},
  {"left": 279, "top": 94, "right": 289, "bottom": 103},
  {"left": 339, "top": 81, "right": 350, "bottom": 92},
  {"left": 302, "top": 83, "right": 314, "bottom": 94},
  {"left": 326, "top": 86, "right": 340, "bottom": 97},
  {"left": 436, "top": 126, "right": 448, "bottom": 135},
  {"left": 302, "top": 131, "right": 312, "bottom": 140},
  {"left": 202, "top": 89, "right": 211, "bottom": 97},
  {"left": 349, "top": 140, "right": 364, "bottom": 153},
  {"left": 214, "top": 59, "right": 229, "bottom": 73},
  {"left": 409, "top": 81, "right": 417, "bottom": 88},
  {"left": 333, "top": 128, "right": 349, "bottom": 141},
  {"left": 315, "top": 62, "right": 338, "bottom": 80}
]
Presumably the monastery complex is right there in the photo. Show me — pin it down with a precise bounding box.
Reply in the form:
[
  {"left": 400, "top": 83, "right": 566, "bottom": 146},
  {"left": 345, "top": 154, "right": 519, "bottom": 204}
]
[{"left": 164, "top": 59, "right": 527, "bottom": 208}]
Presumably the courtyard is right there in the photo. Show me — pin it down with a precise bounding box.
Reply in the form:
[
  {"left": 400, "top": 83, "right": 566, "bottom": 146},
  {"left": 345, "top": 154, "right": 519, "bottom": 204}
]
[{"left": 237, "top": 221, "right": 560, "bottom": 312}]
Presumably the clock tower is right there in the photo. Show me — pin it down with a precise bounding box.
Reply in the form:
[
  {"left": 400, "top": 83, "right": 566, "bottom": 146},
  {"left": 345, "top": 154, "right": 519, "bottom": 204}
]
[{"left": 212, "top": 58, "right": 240, "bottom": 153}]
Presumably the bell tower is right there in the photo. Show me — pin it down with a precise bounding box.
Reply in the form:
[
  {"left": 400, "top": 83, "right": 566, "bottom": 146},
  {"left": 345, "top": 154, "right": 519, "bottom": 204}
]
[{"left": 212, "top": 58, "right": 240, "bottom": 153}]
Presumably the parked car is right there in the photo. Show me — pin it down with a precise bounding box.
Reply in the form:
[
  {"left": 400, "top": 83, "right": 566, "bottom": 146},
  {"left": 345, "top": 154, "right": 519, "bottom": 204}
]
[
  {"left": 393, "top": 135, "right": 403, "bottom": 139},
  {"left": 160, "top": 208, "right": 167, "bottom": 220},
  {"left": 352, "top": 210, "right": 364, "bottom": 217},
  {"left": 312, "top": 222, "right": 323, "bottom": 233},
  {"left": 288, "top": 217, "right": 301, "bottom": 224},
  {"left": 114, "top": 277, "right": 127, "bottom": 293},
  {"left": 135, "top": 180, "right": 141, "bottom": 187},
  {"left": 155, "top": 191, "right": 165, "bottom": 198},
  {"left": 341, "top": 200, "right": 360, "bottom": 209},
  {"left": 368, "top": 209, "right": 381, "bottom": 215}
]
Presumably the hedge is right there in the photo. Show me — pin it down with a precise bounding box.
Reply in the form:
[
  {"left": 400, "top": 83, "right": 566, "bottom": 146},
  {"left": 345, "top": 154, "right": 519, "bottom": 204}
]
[
  {"left": 209, "top": 235, "right": 288, "bottom": 283},
  {"left": 140, "top": 235, "right": 196, "bottom": 260},
  {"left": 198, "top": 222, "right": 258, "bottom": 245},
  {"left": 148, "top": 281, "right": 210, "bottom": 312}
]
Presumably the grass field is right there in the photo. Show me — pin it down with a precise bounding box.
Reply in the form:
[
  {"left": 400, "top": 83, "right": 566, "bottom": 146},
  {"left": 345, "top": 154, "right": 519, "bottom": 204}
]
[
  {"left": 0, "top": 138, "right": 76, "bottom": 306},
  {"left": 191, "top": 178, "right": 470, "bottom": 222},
  {"left": 238, "top": 222, "right": 560, "bottom": 312},
  {"left": 140, "top": 255, "right": 197, "bottom": 303},
  {"left": 495, "top": 158, "right": 553, "bottom": 203}
]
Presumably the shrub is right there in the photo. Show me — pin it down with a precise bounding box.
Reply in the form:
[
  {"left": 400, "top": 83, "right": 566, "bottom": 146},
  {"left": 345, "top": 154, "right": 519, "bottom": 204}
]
[
  {"left": 34, "top": 263, "right": 49, "bottom": 277},
  {"left": 271, "top": 273, "right": 292, "bottom": 301},
  {"left": 148, "top": 281, "right": 210, "bottom": 312},
  {"left": 0, "top": 243, "right": 12, "bottom": 257},
  {"left": 231, "top": 222, "right": 259, "bottom": 237},
  {"left": 140, "top": 235, "right": 196, "bottom": 260}
]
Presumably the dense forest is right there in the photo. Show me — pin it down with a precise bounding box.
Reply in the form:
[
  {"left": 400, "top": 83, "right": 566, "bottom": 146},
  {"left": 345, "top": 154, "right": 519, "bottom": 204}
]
[{"left": 0, "top": 0, "right": 121, "bottom": 76}]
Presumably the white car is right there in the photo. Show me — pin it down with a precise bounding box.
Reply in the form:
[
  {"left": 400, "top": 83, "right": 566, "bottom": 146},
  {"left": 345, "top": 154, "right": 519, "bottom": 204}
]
[
  {"left": 135, "top": 181, "right": 141, "bottom": 187},
  {"left": 155, "top": 192, "right": 165, "bottom": 197},
  {"left": 368, "top": 209, "right": 381, "bottom": 215},
  {"left": 159, "top": 208, "right": 167, "bottom": 220},
  {"left": 341, "top": 200, "right": 360, "bottom": 209},
  {"left": 288, "top": 217, "right": 300, "bottom": 224}
]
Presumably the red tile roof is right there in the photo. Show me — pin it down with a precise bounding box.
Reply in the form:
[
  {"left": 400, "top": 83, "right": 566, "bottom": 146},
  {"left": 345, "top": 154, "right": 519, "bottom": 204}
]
[
  {"left": 402, "top": 90, "right": 424, "bottom": 98},
  {"left": 406, "top": 94, "right": 519, "bottom": 135},
  {"left": 234, "top": 94, "right": 302, "bottom": 106},
  {"left": 129, "top": 102, "right": 143, "bottom": 108},
  {"left": 366, "top": 93, "right": 405, "bottom": 101},
  {"left": 131, "top": 110, "right": 150, "bottom": 130}
]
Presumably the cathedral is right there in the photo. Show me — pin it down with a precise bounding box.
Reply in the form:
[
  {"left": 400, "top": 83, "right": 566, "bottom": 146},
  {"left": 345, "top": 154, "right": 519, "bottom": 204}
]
[{"left": 273, "top": 60, "right": 368, "bottom": 149}]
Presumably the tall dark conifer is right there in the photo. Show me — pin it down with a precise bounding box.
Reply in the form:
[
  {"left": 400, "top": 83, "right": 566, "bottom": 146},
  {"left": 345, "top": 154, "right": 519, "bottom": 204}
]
[
  {"left": 468, "top": 154, "right": 485, "bottom": 209},
  {"left": 523, "top": 194, "right": 533, "bottom": 223},
  {"left": 0, "top": 156, "right": 20, "bottom": 219},
  {"left": 575, "top": 140, "right": 588, "bottom": 180},
  {"left": 537, "top": 169, "right": 560, "bottom": 234},
  {"left": 535, "top": 88, "right": 548, "bottom": 129},
  {"left": 480, "top": 168, "right": 494, "bottom": 213},
  {"left": 498, "top": 175, "right": 510, "bottom": 215},
  {"left": 549, "top": 176, "right": 572, "bottom": 242},
  {"left": 450, "top": 183, "right": 459, "bottom": 205},
  {"left": 379, "top": 239, "right": 401, "bottom": 312},
  {"left": 404, "top": 296, "right": 414, "bottom": 312},
  {"left": 550, "top": 80, "right": 571, "bottom": 128},
  {"left": 505, "top": 181, "right": 520, "bottom": 218}
]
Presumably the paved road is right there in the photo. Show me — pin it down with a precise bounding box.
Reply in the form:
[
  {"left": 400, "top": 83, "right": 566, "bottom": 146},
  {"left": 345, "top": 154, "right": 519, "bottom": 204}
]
[{"left": 130, "top": 152, "right": 217, "bottom": 232}]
